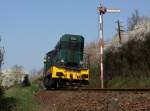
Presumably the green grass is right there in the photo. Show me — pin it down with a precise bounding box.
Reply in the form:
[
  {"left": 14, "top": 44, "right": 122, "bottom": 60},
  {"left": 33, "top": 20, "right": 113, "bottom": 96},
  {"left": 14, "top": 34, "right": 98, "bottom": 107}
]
[
  {"left": 5, "top": 84, "right": 40, "bottom": 111},
  {"left": 107, "top": 76, "right": 150, "bottom": 88}
]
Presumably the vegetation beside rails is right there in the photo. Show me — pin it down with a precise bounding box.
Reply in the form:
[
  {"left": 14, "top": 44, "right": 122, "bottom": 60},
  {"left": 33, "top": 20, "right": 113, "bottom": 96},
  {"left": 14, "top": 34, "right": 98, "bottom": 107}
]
[
  {"left": 3, "top": 84, "right": 41, "bottom": 111},
  {"left": 103, "top": 32, "right": 150, "bottom": 88},
  {"left": 87, "top": 32, "right": 150, "bottom": 88},
  {"left": 107, "top": 76, "right": 150, "bottom": 89}
]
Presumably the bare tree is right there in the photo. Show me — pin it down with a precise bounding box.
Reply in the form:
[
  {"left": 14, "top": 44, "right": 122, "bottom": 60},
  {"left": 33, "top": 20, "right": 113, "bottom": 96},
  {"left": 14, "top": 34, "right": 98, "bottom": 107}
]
[
  {"left": 11, "top": 65, "right": 24, "bottom": 73},
  {"left": 0, "top": 37, "right": 4, "bottom": 74},
  {"left": 11, "top": 65, "right": 25, "bottom": 82},
  {"left": 127, "top": 9, "right": 141, "bottom": 31}
]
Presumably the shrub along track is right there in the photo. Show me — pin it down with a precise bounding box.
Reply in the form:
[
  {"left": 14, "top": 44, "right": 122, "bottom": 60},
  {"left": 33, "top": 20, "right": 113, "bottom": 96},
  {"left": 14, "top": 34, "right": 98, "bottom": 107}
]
[{"left": 34, "top": 88, "right": 150, "bottom": 111}]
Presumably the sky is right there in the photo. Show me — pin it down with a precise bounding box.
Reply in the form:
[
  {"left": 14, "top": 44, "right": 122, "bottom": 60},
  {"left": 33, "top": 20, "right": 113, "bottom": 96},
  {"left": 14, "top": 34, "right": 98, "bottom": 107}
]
[{"left": 0, "top": 0, "right": 150, "bottom": 71}]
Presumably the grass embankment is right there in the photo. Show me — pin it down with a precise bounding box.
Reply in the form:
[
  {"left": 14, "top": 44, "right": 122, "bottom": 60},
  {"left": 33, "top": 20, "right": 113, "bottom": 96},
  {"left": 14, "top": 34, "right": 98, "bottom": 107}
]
[
  {"left": 107, "top": 76, "right": 150, "bottom": 88},
  {"left": 2, "top": 77, "right": 150, "bottom": 111},
  {"left": 5, "top": 84, "right": 40, "bottom": 111}
]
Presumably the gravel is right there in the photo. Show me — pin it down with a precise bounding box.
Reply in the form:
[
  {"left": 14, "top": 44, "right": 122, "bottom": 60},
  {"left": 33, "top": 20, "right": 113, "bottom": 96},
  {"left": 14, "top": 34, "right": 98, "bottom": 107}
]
[{"left": 34, "top": 90, "right": 150, "bottom": 111}]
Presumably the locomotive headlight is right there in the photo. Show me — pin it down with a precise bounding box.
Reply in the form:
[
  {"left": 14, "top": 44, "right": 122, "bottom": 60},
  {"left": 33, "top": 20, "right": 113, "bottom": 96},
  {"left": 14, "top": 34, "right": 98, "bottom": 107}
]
[
  {"left": 80, "top": 61, "right": 83, "bottom": 65},
  {"left": 43, "top": 57, "right": 46, "bottom": 63},
  {"left": 61, "top": 59, "right": 64, "bottom": 63}
]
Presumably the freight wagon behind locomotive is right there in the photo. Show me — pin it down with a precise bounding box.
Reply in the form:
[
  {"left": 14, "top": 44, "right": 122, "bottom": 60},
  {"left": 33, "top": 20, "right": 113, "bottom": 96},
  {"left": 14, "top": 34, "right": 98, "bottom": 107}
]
[{"left": 43, "top": 34, "right": 89, "bottom": 89}]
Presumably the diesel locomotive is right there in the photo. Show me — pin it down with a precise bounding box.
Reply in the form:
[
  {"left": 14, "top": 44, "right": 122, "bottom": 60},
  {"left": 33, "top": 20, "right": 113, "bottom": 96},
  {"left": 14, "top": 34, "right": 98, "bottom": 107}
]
[{"left": 43, "top": 34, "right": 89, "bottom": 89}]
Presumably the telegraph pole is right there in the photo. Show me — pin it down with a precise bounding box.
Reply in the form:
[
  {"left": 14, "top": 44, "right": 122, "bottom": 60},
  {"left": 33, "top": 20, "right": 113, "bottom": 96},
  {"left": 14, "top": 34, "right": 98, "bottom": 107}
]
[
  {"left": 97, "top": 3, "right": 120, "bottom": 88},
  {"left": 116, "top": 20, "right": 124, "bottom": 44}
]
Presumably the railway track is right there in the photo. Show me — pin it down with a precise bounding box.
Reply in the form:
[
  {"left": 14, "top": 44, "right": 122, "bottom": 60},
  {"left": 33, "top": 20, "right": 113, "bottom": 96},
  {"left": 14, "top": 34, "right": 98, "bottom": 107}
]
[
  {"left": 51, "top": 88, "right": 150, "bottom": 92},
  {"left": 80, "top": 88, "right": 150, "bottom": 92}
]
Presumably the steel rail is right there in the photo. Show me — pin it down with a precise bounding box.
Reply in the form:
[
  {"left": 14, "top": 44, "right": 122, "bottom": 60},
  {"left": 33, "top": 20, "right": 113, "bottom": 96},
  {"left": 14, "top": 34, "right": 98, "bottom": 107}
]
[
  {"left": 52, "top": 88, "right": 150, "bottom": 92},
  {"left": 80, "top": 88, "right": 150, "bottom": 92}
]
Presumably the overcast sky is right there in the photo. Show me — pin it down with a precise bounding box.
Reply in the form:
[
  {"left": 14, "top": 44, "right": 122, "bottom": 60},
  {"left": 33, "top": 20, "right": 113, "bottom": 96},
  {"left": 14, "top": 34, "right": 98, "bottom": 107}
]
[{"left": 0, "top": 0, "right": 150, "bottom": 71}]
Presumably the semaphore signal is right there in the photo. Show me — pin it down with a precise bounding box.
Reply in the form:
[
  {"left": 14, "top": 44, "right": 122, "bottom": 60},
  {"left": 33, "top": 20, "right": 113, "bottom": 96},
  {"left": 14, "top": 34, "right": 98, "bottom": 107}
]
[{"left": 97, "top": 3, "right": 120, "bottom": 88}]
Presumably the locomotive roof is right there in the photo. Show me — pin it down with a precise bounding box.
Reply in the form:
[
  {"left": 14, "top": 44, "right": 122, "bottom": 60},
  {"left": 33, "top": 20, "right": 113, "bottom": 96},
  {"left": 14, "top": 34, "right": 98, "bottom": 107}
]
[
  {"left": 46, "top": 34, "right": 84, "bottom": 55},
  {"left": 60, "top": 34, "right": 84, "bottom": 42}
]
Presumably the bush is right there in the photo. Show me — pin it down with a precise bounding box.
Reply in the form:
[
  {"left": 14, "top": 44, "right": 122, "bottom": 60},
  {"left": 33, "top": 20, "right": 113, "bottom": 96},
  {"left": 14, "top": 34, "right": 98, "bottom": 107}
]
[
  {"left": 89, "top": 63, "right": 101, "bottom": 88},
  {"left": 85, "top": 27, "right": 150, "bottom": 88},
  {"left": 104, "top": 32, "right": 150, "bottom": 87},
  {"left": 21, "top": 75, "right": 31, "bottom": 87},
  {"left": 0, "top": 86, "right": 4, "bottom": 100}
]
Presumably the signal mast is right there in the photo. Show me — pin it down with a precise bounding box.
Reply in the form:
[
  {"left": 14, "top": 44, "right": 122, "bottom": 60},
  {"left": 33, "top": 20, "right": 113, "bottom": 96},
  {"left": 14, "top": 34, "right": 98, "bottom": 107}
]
[{"left": 97, "top": 2, "right": 120, "bottom": 88}]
